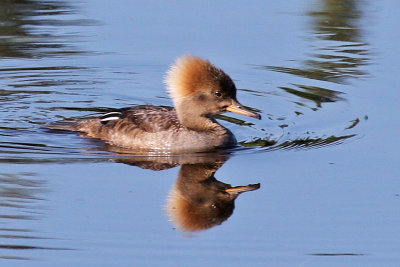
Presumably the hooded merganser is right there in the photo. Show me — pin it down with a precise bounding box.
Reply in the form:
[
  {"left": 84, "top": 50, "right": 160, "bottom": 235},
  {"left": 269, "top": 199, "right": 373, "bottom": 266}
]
[{"left": 47, "top": 55, "right": 261, "bottom": 152}]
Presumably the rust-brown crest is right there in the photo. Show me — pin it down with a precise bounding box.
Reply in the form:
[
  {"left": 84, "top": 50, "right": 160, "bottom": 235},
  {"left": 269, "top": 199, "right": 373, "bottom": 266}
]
[{"left": 165, "top": 55, "right": 225, "bottom": 101}]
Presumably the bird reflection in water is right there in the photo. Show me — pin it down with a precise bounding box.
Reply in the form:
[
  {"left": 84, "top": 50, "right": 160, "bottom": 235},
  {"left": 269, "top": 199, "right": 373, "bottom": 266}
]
[
  {"left": 166, "top": 161, "right": 259, "bottom": 232},
  {"left": 108, "top": 147, "right": 260, "bottom": 232}
]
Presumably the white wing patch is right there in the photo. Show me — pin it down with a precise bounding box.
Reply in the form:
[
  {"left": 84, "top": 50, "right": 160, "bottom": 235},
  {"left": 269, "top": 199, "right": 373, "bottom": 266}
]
[{"left": 100, "top": 111, "right": 122, "bottom": 124}]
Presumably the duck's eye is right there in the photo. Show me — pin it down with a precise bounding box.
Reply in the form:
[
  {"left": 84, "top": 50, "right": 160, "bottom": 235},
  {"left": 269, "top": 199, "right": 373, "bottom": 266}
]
[{"left": 215, "top": 90, "right": 222, "bottom": 97}]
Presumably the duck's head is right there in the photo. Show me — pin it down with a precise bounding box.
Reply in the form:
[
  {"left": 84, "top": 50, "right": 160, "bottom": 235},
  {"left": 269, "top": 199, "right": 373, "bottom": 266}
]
[{"left": 165, "top": 55, "right": 261, "bottom": 128}]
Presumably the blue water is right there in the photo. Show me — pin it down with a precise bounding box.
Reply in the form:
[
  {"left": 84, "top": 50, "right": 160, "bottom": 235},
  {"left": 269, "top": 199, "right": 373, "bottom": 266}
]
[{"left": 1, "top": 0, "right": 399, "bottom": 266}]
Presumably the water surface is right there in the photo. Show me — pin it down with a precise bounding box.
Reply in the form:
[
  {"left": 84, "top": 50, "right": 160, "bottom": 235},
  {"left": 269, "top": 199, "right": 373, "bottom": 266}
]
[{"left": 1, "top": 0, "right": 400, "bottom": 266}]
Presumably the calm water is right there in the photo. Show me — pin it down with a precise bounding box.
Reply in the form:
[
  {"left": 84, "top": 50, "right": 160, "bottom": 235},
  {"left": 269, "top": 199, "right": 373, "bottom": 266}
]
[{"left": 1, "top": 0, "right": 399, "bottom": 266}]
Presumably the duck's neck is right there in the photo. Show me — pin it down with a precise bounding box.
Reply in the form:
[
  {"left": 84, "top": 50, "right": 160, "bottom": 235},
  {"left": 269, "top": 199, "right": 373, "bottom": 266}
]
[
  {"left": 177, "top": 109, "right": 218, "bottom": 131},
  {"left": 174, "top": 100, "right": 219, "bottom": 131}
]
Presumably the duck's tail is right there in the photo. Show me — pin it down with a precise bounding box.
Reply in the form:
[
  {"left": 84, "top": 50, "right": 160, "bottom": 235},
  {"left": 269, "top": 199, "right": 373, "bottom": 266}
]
[
  {"left": 43, "top": 119, "right": 103, "bottom": 136},
  {"left": 43, "top": 121, "right": 82, "bottom": 132}
]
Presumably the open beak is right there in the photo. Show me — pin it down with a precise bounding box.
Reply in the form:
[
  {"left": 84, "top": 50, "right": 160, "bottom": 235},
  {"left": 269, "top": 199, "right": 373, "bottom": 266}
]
[
  {"left": 225, "top": 183, "right": 260, "bottom": 195},
  {"left": 226, "top": 100, "right": 261, "bottom": 119}
]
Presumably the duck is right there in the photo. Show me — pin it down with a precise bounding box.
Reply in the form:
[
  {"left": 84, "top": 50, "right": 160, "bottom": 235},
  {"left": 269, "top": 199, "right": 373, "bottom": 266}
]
[{"left": 47, "top": 55, "right": 261, "bottom": 152}]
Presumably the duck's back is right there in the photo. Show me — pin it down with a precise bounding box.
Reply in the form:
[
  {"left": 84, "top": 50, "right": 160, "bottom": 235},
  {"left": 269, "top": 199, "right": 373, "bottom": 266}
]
[{"left": 106, "top": 105, "right": 181, "bottom": 133}]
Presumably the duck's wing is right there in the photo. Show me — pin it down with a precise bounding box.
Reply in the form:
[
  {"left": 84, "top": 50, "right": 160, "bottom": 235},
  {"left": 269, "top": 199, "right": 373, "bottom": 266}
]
[{"left": 100, "top": 105, "right": 181, "bottom": 133}]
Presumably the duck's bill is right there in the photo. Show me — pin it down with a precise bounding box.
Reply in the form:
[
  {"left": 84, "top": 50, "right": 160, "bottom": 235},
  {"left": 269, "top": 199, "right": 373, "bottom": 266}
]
[
  {"left": 225, "top": 183, "right": 261, "bottom": 195},
  {"left": 226, "top": 102, "right": 261, "bottom": 119}
]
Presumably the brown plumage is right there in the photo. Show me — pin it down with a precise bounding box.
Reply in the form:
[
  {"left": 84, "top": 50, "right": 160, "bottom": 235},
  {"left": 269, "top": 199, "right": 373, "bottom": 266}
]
[
  {"left": 166, "top": 162, "right": 260, "bottom": 232},
  {"left": 46, "top": 55, "right": 261, "bottom": 153}
]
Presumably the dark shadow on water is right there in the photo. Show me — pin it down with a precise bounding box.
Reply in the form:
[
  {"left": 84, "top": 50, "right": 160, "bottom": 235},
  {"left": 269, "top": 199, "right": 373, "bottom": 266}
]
[
  {"left": 308, "top": 252, "right": 367, "bottom": 257},
  {"left": 0, "top": 172, "right": 73, "bottom": 261},
  {"left": 239, "top": 134, "right": 356, "bottom": 151},
  {"left": 236, "top": 116, "right": 364, "bottom": 152},
  {"left": 109, "top": 149, "right": 229, "bottom": 171},
  {"left": 279, "top": 84, "right": 345, "bottom": 108},
  {"left": 0, "top": 0, "right": 97, "bottom": 58},
  {"left": 261, "top": 0, "right": 370, "bottom": 109}
]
